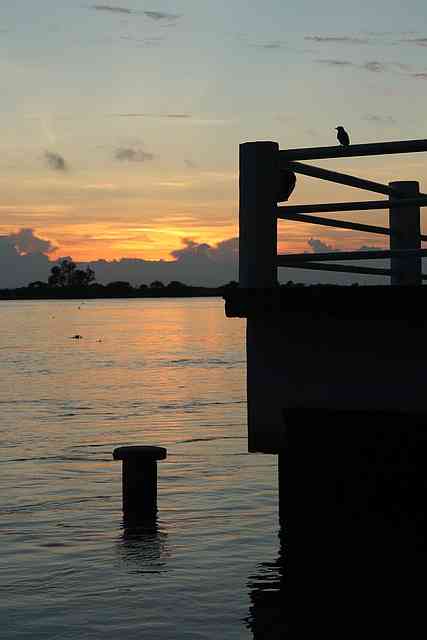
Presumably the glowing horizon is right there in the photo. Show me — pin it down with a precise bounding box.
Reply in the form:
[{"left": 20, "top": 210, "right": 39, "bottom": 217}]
[{"left": 1, "top": 1, "right": 427, "bottom": 267}]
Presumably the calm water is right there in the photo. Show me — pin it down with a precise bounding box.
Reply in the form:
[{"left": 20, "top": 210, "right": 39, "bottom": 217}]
[{"left": 0, "top": 298, "right": 283, "bottom": 639}]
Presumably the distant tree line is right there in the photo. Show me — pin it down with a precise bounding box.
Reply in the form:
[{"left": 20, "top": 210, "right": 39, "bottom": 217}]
[
  {"left": 0, "top": 259, "right": 240, "bottom": 299},
  {"left": 48, "top": 259, "right": 95, "bottom": 288}
]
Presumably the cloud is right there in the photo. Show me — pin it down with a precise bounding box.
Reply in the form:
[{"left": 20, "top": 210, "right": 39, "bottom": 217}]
[
  {"left": 317, "top": 59, "right": 392, "bottom": 73},
  {"left": 0, "top": 232, "right": 239, "bottom": 288},
  {"left": 114, "top": 147, "right": 155, "bottom": 163},
  {"left": 317, "top": 57, "right": 426, "bottom": 80},
  {"left": 143, "top": 11, "right": 181, "bottom": 23},
  {"left": 45, "top": 151, "right": 68, "bottom": 171},
  {"left": 403, "top": 38, "right": 427, "bottom": 47},
  {"left": 358, "top": 245, "right": 384, "bottom": 251},
  {"left": 317, "top": 59, "right": 355, "bottom": 67},
  {"left": 0, "top": 240, "right": 52, "bottom": 288},
  {"left": 170, "top": 238, "right": 211, "bottom": 261},
  {"left": 92, "top": 4, "right": 132, "bottom": 13},
  {"left": 120, "top": 35, "right": 164, "bottom": 46},
  {"left": 90, "top": 7, "right": 181, "bottom": 23},
  {"left": 274, "top": 238, "right": 394, "bottom": 286},
  {"left": 0, "top": 229, "right": 56, "bottom": 288},
  {"left": 84, "top": 183, "right": 118, "bottom": 191},
  {"left": 306, "top": 35, "right": 369, "bottom": 44},
  {"left": 363, "top": 114, "right": 397, "bottom": 125},
  {"left": 0, "top": 232, "right": 415, "bottom": 289},
  {"left": 307, "top": 238, "right": 335, "bottom": 253},
  {"left": 362, "top": 61, "right": 388, "bottom": 72},
  {"left": 9, "top": 228, "right": 57, "bottom": 255},
  {"left": 211, "top": 237, "right": 239, "bottom": 263},
  {"left": 307, "top": 239, "right": 383, "bottom": 254},
  {"left": 170, "top": 237, "right": 238, "bottom": 264},
  {"left": 184, "top": 157, "right": 198, "bottom": 169},
  {"left": 77, "top": 237, "right": 239, "bottom": 288},
  {"left": 393, "top": 62, "right": 413, "bottom": 71},
  {"left": 111, "top": 112, "right": 191, "bottom": 119},
  {"left": 250, "top": 40, "right": 285, "bottom": 49},
  {"left": 107, "top": 113, "right": 232, "bottom": 126}
]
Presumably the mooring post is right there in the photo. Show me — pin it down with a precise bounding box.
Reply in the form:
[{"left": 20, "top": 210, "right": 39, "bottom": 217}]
[
  {"left": 113, "top": 446, "right": 167, "bottom": 520},
  {"left": 389, "top": 181, "right": 421, "bottom": 285}
]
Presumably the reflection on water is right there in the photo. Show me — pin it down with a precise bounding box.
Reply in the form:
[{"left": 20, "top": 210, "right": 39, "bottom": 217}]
[
  {"left": 246, "top": 527, "right": 287, "bottom": 639},
  {"left": 116, "top": 517, "right": 169, "bottom": 574},
  {"left": 1, "top": 299, "right": 281, "bottom": 640}
]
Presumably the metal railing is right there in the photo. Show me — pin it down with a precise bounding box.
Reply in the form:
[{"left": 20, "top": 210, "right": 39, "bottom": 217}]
[{"left": 239, "top": 139, "right": 427, "bottom": 287}]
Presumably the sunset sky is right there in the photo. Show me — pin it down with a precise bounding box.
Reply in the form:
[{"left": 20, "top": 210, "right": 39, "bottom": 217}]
[{"left": 2, "top": 0, "right": 427, "bottom": 263}]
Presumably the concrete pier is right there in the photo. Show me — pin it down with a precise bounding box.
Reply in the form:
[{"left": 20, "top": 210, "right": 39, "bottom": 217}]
[{"left": 228, "top": 138, "right": 427, "bottom": 631}]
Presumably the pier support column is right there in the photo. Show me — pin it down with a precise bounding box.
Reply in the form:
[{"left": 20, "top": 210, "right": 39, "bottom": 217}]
[
  {"left": 239, "top": 141, "right": 279, "bottom": 288},
  {"left": 278, "top": 448, "right": 288, "bottom": 531},
  {"left": 113, "top": 446, "right": 167, "bottom": 521},
  {"left": 389, "top": 181, "right": 421, "bottom": 285}
]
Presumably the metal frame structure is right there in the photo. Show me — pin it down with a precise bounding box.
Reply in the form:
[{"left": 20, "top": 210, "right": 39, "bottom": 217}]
[{"left": 239, "top": 139, "right": 427, "bottom": 288}]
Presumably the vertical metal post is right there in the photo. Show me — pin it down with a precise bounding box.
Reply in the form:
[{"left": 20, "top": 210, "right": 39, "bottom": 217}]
[
  {"left": 389, "top": 181, "right": 421, "bottom": 285},
  {"left": 239, "top": 141, "right": 279, "bottom": 288},
  {"left": 239, "top": 142, "right": 282, "bottom": 529}
]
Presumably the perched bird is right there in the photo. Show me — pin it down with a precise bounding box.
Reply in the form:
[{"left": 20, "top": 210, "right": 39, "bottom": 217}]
[
  {"left": 336, "top": 126, "right": 350, "bottom": 146},
  {"left": 278, "top": 169, "right": 297, "bottom": 202}
]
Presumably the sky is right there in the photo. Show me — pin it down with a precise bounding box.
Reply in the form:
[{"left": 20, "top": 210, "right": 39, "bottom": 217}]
[{"left": 1, "top": 1, "right": 427, "bottom": 285}]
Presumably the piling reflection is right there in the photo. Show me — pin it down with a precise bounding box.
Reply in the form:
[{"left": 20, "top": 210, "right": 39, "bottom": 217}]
[
  {"left": 246, "top": 527, "right": 288, "bottom": 639},
  {"left": 116, "top": 517, "right": 169, "bottom": 574}
]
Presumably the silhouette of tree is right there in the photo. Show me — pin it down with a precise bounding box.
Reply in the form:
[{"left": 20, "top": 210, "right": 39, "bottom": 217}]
[
  {"left": 72, "top": 267, "right": 95, "bottom": 287},
  {"left": 48, "top": 265, "right": 63, "bottom": 287},
  {"left": 106, "top": 281, "right": 133, "bottom": 291},
  {"left": 150, "top": 280, "right": 165, "bottom": 288},
  {"left": 28, "top": 280, "right": 47, "bottom": 288},
  {"left": 222, "top": 280, "right": 239, "bottom": 289},
  {"left": 48, "top": 259, "right": 95, "bottom": 287},
  {"left": 167, "top": 280, "right": 188, "bottom": 288}
]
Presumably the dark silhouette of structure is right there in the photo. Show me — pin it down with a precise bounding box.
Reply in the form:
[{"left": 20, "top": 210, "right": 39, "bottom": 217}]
[
  {"left": 246, "top": 532, "right": 287, "bottom": 638},
  {"left": 116, "top": 517, "right": 169, "bottom": 574},
  {"left": 113, "top": 445, "right": 167, "bottom": 523},
  {"left": 335, "top": 125, "right": 350, "bottom": 146},
  {"left": 226, "top": 138, "right": 427, "bottom": 634},
  {"left": 278, "top": 169, "right": 296, "bottom": 202}
]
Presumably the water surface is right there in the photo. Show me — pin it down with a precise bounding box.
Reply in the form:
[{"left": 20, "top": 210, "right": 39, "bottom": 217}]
[{"left": 0, "top": 298, "right": 283, "bottom": 639}]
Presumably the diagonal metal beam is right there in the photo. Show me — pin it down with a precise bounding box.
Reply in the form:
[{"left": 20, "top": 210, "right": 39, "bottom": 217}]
[
  {"left": 277, "top": 197, "right": 427, "bottom": 215},
  {"left": 278, "top": 261, "right": 427, "bottom": 279},
  {"left": 280, "top": 138, "right": 427, "bottom": 162},
  {"left": 277, "top": 248, "right": 427, "bottom": 263},
  {"left": 278, "top": 212, "right": 391, "bottom": 236},
  {"left": 282, "top": 161, "right": 399, "bottom": 196},
  {"left": 277, "top": 210, "right": 427, "bottom": 240},
  {"left": 278, "top": 262, "right": 392, "bottom": 276}
]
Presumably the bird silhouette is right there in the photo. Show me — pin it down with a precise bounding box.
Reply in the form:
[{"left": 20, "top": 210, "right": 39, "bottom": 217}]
[
  {"left": 336, "top": 126, "right": 350, "bottom": 146},
  {"left": 278, "top": 170, "right": 297, "bottom": 202}
]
